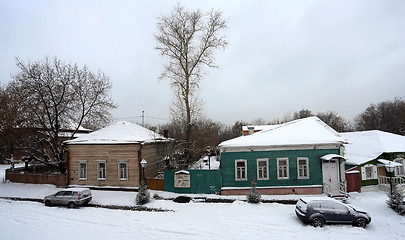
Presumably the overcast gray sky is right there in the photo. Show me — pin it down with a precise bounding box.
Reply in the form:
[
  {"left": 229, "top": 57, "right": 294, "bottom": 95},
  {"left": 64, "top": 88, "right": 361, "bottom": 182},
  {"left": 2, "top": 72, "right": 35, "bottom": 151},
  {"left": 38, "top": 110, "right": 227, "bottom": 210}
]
[{"left": 1, "top": 0, "right": 405, "bottom": 126}]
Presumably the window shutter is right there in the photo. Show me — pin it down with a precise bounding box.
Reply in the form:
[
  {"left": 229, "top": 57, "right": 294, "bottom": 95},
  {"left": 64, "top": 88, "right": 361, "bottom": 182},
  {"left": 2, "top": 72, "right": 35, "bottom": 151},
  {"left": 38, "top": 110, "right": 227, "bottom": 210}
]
[{"left": 361, "top": 166, "right": 366, "bottom": 180}]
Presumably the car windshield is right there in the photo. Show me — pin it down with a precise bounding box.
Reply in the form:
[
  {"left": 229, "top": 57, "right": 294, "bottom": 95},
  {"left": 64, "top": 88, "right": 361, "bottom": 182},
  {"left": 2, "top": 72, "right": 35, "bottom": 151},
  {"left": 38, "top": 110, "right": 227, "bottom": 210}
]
[{"left": 347, "top": 205, "right": 356, "bottom": 211}]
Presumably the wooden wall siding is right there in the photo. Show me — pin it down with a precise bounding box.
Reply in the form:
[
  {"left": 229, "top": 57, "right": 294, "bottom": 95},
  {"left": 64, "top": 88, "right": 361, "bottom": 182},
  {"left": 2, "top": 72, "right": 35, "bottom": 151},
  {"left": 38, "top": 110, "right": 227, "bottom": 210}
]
[
  {"left": 68, "top": 144, "right": 141, "bottom": 187},
  {"left": 141, "top": 143, "right": 166, "bottom": 178},
  {"left": 221, "top": 148, "right": 339, "bottom": 188}
]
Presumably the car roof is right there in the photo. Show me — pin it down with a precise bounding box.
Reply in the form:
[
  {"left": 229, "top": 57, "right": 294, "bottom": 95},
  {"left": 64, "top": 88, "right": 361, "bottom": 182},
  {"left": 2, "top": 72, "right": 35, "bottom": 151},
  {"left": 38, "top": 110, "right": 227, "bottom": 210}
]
[
  {"left": 63, "top": 188, "right": 91, "bottom": 192},
  {"left": 299, "top": 196, "right": 342, "bottom": 204}
]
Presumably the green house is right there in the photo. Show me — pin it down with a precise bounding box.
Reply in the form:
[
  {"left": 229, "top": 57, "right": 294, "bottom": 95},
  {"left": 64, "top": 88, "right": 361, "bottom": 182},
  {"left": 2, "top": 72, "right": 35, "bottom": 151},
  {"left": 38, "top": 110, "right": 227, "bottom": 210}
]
[
  {"left": 218, "top": 117, "right": 347, "bottom": 196},
  {"left": 341, "top": 130, "right": 405, "bottom": 187}
]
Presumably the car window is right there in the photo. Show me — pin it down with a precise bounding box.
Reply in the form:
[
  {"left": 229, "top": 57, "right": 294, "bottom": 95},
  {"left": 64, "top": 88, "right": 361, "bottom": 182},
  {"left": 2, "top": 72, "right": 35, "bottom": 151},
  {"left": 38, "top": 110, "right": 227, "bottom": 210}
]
[
  {"left": 319, "top": 202, "right": 334, "bottom": 211},
  {"left": 72, "top": 192, "right": 78, "bottom": 196},
  {"left": 332, "top": 203, "right": 348, "bottom": 212},
  {"left": 64, "top": 191, "right": 73, "bottom": 196},
  {"left": 55, "top": 191, "right": 65, "bottom": 196}
]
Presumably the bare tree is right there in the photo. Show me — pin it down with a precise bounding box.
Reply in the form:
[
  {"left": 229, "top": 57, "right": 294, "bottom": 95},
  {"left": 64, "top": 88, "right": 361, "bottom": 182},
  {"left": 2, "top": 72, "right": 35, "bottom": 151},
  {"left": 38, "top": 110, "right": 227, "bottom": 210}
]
[
  {"left": 11, "top": 57, "right": 116, "bottom": 172},
  {"left": 155, "top": 3, "right": 228, "bottom": 163},
  {"left": 317, "top": 111, "right": 353, "bottom": 132},
  {"left": 0, "top": 81, "right": 32, "bottom": 161},
  {"left": 355, "top": 98, "right": 405, "bottom": 135}
]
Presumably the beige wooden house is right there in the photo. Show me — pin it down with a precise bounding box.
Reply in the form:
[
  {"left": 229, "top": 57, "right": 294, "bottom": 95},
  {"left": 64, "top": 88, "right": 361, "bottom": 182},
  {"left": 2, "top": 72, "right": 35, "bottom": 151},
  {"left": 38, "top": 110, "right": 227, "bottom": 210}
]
[{"left": 65, "top": 121, "right": 170, "bottom": 188}]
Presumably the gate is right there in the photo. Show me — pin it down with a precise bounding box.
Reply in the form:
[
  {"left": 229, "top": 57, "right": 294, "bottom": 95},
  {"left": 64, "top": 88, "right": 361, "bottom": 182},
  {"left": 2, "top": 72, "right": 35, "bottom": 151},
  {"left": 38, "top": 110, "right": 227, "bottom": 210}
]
[{"left": 164, "top": 169, "right": 222, "bottom": 194}]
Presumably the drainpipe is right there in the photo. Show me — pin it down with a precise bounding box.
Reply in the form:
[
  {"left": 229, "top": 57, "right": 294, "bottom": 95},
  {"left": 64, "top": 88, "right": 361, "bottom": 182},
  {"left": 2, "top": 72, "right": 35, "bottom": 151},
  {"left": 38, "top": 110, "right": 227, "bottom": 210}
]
[
  {"left": 138, "top": 143, "right": 143, "bottom": 185},
  {"left": 66, "top": 148, "right": 70, "bottom": 187}
]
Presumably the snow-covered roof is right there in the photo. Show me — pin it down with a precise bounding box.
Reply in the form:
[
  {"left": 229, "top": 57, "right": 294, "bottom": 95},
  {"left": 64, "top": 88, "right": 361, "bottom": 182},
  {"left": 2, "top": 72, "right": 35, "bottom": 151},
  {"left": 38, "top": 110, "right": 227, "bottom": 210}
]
[
  {"left": 219, "top": 117, "right": 345, "bottom": 148},
  {"left": 65, "top": 121, "right": 168, "bottom": 145},
  {"left": 377, "top": 159, "right": 403, "bottom": 167},
  {"left": 320, "top": 154, "right": 346, "bottom": 161},
  {"left": 242, "top": 124, "right": 281, "bottom": 132},
  {"left": 341, "top": 130, "right": 405, "bottom": 166}
]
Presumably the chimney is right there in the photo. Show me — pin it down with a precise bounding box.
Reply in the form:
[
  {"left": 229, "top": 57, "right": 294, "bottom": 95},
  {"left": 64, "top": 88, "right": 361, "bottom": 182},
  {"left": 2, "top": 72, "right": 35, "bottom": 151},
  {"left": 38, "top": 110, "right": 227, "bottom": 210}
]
[{"left": 163, "top": 130, "right": 169, "bottom": 138}]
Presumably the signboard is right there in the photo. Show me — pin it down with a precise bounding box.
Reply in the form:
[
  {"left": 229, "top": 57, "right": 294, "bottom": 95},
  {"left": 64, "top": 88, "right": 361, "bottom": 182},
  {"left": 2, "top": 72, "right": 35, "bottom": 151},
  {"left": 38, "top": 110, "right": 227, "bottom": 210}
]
[{"left": 174, "top": 173, "right": 190, "bottom": 188}]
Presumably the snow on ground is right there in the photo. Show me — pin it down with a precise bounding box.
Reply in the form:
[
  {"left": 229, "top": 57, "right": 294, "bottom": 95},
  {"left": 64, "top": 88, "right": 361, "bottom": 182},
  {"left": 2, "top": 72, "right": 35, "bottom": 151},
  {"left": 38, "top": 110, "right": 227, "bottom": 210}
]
[{"left": 1, "top": 164, "right": 405, "bottom": 240}]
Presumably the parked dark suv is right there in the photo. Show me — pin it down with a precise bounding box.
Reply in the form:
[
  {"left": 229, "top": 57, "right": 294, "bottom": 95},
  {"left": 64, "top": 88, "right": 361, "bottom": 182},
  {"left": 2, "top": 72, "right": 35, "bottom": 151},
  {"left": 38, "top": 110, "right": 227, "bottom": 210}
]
[
  {"left": 295, "top": 197, "right": 371, "bottom": 228},
  {"left": 44, "top": 188, "right": 92, "bottom": 208}
]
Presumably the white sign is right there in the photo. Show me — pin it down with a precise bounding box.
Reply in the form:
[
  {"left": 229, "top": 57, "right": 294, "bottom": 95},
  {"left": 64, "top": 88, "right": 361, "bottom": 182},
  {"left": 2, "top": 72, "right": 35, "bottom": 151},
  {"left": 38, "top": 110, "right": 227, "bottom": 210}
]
[{"left": 174, "top": 173, "right": 190, "bottom": 188}]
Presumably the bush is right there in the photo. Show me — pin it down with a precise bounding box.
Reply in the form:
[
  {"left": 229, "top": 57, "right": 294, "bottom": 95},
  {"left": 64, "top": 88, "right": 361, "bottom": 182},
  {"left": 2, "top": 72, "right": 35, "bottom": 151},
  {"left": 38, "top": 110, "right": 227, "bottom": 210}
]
[
  {"left": 136, "top": 180, "right": 150, "bottom": 205},
  {"left": 247, "top": 180, "right": 261, "bottom": 204},
  {"left": 386, "top": 183, "right": 405, "bottom": 215}
]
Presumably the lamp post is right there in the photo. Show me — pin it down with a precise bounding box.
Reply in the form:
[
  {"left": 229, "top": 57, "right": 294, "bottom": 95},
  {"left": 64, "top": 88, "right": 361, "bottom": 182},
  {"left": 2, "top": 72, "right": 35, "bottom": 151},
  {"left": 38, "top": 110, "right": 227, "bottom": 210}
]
[
  {"left": 385, "top": 163, "right": 396, "bottom": 195},
  {"left": 206, "top": 146, "right": 211, "bottom": 170},
  {"left": 140, "top": 159, "right": 147, "bottom": 182}
]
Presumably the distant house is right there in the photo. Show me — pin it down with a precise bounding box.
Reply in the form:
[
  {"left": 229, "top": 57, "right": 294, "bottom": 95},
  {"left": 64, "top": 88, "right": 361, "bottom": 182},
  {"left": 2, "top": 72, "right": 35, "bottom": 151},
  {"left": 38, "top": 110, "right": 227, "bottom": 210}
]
[
  {"left": 341, "top": 130, "right": 405, "bottom": 188},
  {"left": 218, "top": 117, "right": 347, "bottom": 196},
  {"left": 65, "top": 121, "right": 170, "bottom": 188}
]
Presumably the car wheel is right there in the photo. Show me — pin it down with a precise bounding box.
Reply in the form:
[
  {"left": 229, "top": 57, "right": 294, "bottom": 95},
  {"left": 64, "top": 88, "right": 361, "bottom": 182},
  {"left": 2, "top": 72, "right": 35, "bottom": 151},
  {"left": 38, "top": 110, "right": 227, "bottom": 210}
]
[
  {"left": 68, "top": 202, "right": 76, "bottom": 209},
  {"left": 45, "top": 200, "right": 52, "bottom": 207},
  {"left": 312, "top": 217, "right": 324, "bottom": 227},
  {"left": 356, "top": 218, "right": 367, "bottom": 228}
]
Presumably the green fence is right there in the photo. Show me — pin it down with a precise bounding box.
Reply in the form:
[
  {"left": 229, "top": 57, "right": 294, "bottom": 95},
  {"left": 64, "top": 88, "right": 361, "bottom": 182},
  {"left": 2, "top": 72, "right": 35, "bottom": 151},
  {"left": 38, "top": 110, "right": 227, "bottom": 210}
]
[{"left": 164, "top": 169, "right": 222, "bottom": 194}]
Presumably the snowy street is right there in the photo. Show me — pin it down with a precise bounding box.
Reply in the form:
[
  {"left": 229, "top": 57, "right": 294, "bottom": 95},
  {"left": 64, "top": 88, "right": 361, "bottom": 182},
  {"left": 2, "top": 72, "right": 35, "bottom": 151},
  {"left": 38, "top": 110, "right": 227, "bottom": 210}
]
[{"left": 0, "top": 165, "right": 404, "bottom": 240}]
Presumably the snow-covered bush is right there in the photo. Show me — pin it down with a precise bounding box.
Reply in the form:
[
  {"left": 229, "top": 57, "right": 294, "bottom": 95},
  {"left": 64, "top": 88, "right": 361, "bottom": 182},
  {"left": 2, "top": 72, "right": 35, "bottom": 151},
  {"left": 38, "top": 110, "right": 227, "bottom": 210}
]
[
  {"left": 136, "top": 180, "right": 150, "bottom": 205},
  {"left": 386, "top": 183, "right": 405, "bottom": 215},
  {"left": 247, "top": 180, "right": 261, "bottom": 204}
]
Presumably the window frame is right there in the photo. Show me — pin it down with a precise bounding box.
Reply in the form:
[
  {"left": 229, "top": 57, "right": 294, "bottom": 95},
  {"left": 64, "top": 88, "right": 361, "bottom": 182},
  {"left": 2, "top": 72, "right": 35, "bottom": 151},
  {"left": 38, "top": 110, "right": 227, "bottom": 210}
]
[
  {"left": 118, "top": 160, "right": 128, "bottom": 181},
  {"left": 256, "top": 158, "right": 269, "bottom": 180},
  {"left": 394, "top": 158, "right": 404, "bottom": 176},
  {"left": 297, "top": 157, "right": 310, "bottom": 179},
  {"left": 78, "top": 160, "right": 87, "bottom": 181},
  {"left": 277, "top": 157, "right": 289, "bottom": 180},
  {"left": 97, "top": 160, "right": 106, "bottom": 180},
  {"left": 235, "top": 159, "right": 247, "bottom": 181},
  {"left": 361, "top": 164, "right": 377, "bottom": 180}
]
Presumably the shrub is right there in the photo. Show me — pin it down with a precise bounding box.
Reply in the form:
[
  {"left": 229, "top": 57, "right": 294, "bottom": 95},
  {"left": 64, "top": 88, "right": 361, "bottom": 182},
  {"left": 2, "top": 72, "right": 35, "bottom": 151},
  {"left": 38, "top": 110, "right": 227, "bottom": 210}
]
[
  {"left": 386, "top": 183, "right": 405, "bottom": 215},
  {"left": 136, "top": 180, "right": 150, "bottom": 205},
  {"left": 247, "top": 180, "right": 261, "bottom": 204}
]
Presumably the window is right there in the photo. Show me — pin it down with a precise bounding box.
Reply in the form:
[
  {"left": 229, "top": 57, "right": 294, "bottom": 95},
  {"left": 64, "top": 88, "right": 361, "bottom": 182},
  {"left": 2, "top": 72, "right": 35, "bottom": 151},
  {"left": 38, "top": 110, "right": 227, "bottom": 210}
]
[
  {"left": 257, "top": 158, "right": 269, "bottom": 180},
  {"left": 78, "top": 161, "right": 87, "bottom": 180},
  {"left": 394, "top": 158, "right": 404, "bottom": 176},
  {"left": 361, "top": 164, "right": 377, "bottom": 180},
  {"left": 297, "top": 157, "right": 309, "bottom": 179},
  {"left": 118, "top": 161, "right": 128, "bottom": 180},
  {"left": 277, "top": 158, "right": 289, "bottom": 179},
  {"left": 97, "top": 161, "right": 106, "bottom": 180},
  {"left": 235, "top": 159, "right": 247, "bottom": 181}
]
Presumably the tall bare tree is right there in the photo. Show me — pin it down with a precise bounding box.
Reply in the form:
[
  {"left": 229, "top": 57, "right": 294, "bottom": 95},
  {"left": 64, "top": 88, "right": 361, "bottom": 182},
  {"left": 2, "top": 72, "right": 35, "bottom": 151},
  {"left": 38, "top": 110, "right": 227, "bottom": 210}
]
[
  {"left": 10, "top": 57, "right": 116, "bottom": 172},
  {"left": 155, "top": 4, "right": 227, "bottom": 164},
  {"left": 355, "top": 98, "right": 405, "bottom": 135}
]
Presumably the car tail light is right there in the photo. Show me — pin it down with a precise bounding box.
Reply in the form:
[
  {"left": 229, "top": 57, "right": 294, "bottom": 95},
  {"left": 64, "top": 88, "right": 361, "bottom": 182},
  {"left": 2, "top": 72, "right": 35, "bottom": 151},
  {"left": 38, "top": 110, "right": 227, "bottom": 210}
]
[{"left": 78, "top": 193, "right": 81, "bottom": 200}]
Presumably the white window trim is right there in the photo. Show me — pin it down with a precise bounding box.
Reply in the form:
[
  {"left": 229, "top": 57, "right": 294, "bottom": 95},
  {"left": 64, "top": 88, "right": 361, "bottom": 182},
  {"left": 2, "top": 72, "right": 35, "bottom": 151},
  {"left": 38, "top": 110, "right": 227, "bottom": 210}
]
[
  {"left": 277, "top": 157, "right": 289, "bottom": 180},
  {"left": 394, "top": 158, "right": 404, "bottom": 176},
  {"left": 361, "top": 164, "right": 377, "bottom": 180},
  {"left": 256, "top": 158, "right": 269, "bottom": 180},
  {"left": 118, "top": 160, "right": 128, "bottom": 181},
  {"left": 235, "top": 159, "right": 247, "bottom": 181},
  {"left": 297, "top": 157, "right": 310, "bottom": 179},
  {"left": 78, "top": 160, "right": 87, "bottom": 181},
  {"left": 97, "top": 160, "right": 107, "bottom": 181}
]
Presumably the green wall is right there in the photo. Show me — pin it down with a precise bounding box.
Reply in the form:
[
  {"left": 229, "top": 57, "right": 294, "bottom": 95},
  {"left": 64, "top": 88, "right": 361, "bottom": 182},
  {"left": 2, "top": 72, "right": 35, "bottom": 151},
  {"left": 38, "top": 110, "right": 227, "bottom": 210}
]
[
  {"left": 164, "top": 170, "right": 222, "bottom": 194},
  {"left": 221, "top": 148, "right": 339, "bottom": 188},
  {"left": 354, "top": 152, "right": 405, "bottom": 187}
]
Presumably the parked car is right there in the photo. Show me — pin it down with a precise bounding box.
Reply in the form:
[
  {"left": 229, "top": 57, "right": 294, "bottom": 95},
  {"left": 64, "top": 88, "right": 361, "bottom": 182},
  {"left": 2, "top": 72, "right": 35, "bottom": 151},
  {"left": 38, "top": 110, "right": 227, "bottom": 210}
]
[
  {"left": 44, "top": 188, "right": 92, "bottom": 208},
  {"left": 295, "top": 197, "right": 371, "bottom": 228}
]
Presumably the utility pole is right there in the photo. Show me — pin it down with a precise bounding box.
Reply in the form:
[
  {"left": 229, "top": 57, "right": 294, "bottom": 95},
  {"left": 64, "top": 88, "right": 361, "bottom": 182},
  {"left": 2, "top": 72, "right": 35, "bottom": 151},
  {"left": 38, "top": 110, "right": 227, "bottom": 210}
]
[{"left": 142, "top": 110, "right": 144, "bottom": 126}]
